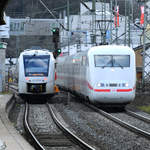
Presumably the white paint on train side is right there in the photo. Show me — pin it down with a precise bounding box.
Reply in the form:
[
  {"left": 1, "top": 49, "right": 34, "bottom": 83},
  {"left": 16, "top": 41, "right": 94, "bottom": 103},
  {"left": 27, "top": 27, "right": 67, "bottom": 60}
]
[{"left": 56, "top": 45, "right": 136, "bottom": 106}]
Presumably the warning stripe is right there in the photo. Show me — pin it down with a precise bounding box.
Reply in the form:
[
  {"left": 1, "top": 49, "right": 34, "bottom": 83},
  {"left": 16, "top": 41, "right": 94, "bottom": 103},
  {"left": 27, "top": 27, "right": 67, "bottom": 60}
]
[
  {"left": 94, "top": 89, "right": 111, "bottom": 92},
  {"left": 117, "top": 89, "right": 133, "bottom": 92}
]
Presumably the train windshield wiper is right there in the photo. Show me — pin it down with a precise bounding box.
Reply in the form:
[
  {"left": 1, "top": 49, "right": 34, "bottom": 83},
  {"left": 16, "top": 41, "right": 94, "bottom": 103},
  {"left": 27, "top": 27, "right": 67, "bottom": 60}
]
[
  {"left": 114, "top": 62, "right": 124, "bottom": 69},
  {"left": 101, "top": 60, "right": 112, "bottom": 68},
  {"left": 113, "top": 59, "right": 124, "bottom": 69}
]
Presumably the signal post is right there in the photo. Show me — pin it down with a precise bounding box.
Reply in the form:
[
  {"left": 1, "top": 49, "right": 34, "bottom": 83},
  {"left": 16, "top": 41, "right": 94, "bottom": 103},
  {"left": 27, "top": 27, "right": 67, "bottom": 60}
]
[
  {"left": 0, "top": 42, "right": 7, "bottom": 92},
  {"left": 52, "top": 28, "right": 61, "bottom": 58}
]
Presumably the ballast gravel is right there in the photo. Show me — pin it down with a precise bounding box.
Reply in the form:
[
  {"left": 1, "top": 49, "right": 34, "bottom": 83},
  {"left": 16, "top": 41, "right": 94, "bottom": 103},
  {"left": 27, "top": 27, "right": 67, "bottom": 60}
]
[
  {"left": 112, "top": 112, "right": 150, "bottom": 133},
  {"left": 9, "top": 93, "right": 150, "bottom": 150},
  {"left": 52, "top": 93, "right": 150, "bottom": 150},
  {"left": 28, "top": 104, "right": 62, "bottom": 134}
]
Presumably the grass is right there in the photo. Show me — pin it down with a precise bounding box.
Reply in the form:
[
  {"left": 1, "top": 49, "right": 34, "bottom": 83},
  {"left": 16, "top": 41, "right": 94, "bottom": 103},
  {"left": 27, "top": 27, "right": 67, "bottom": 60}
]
[
  {"left": 138, "top": 105, "right": 150, "bottom": 114},
  {"left": 0, "top": 91, "right": 11, "bottom": 95}
]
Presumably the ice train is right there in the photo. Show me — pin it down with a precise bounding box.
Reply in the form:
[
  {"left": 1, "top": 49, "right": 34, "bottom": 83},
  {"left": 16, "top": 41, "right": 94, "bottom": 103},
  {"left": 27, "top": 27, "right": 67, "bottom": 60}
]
[
  {"left": 56, "top": 45, "right": 136, "bottom": 106},
  {"left": 18, "top": 49, "right": 55, "bottom": 98}
]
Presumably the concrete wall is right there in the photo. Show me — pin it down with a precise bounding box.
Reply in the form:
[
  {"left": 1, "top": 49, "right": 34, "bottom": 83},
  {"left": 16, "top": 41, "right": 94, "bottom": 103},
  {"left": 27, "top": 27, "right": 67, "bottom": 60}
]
[{"left": 0, "top": 42, "right": 7, "bottom": 92}]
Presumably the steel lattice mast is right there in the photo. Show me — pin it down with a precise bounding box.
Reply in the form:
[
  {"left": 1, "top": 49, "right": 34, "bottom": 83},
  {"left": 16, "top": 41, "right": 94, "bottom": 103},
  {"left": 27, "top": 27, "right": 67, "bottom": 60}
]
[{"left": 137, "top": 0, "right": 150, "bottom": 91}]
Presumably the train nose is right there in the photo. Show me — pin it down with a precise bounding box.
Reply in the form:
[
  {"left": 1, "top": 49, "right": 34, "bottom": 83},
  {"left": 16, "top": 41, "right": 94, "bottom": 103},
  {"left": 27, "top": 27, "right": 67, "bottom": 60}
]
[{"left": 92, "top": 82, "right": 135, "bottom": 103}]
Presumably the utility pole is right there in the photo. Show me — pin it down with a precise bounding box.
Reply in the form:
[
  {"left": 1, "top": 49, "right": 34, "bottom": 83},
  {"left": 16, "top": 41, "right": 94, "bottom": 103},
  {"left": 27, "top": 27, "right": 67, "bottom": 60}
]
[
  {"left": 124, "top": 0, "right": 132, "bottom": 47},
  {"left": 124, "top": 0, "right": 127, "bottom": 46},
  {"left": 136, "top": 0, "right": 149, "bottom": 91},
  {"left": 142, "top": 0, "right": 147, "bottom": 91},
  {"left": 101, "top": 1, "right": 106, "bottom": 44},
  {"left": 115, "top": 0, "right": 118, "bottom": 45},
  {"left": 110, "top": 0, "right": 113, "bottom": 44},
  {"left": 16, "top": 36, "right": 19, "bottom": 58},
  {"left": 128, "top": 1, "right": 131, "bottom": 47},
  {"left": 67, "top": 0, "right": 70, "bottom": 31},
  {"left": 67, "top": 0, "right": 70, "bottom": 54},
  {"left": 92, "top": 0, "right": 96, "bottom": 45}
]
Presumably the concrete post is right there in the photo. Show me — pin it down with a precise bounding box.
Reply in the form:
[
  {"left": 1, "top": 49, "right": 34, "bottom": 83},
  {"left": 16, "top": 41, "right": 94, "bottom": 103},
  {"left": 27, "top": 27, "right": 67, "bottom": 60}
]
[{"left": 0, "top": 42, "right": 7, "bottom": 92}]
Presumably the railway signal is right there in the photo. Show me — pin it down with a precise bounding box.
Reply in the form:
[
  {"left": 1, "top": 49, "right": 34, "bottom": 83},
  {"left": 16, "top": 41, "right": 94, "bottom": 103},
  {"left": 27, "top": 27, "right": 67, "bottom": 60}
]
[
  {"left": 57, "top": 48, "right": 61, "bottom": 54},
  {"left": 51, "top": 27, "right": 61, "bottom": 58},
  {"left": 52, "top": 27, "right": 59, "bottom": 42},
  {"left": 53, "top": 48, "right": 61, "bottom": 58}
]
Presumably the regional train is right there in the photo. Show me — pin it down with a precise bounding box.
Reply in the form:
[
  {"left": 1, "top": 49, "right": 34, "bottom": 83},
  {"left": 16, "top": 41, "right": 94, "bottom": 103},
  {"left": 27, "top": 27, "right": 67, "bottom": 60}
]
[
  {"left": 56, "top": 45, "right": 136, "bottom": 107},
  {"left": 18, "top": 49, "right": 55, "bottom": 98}
]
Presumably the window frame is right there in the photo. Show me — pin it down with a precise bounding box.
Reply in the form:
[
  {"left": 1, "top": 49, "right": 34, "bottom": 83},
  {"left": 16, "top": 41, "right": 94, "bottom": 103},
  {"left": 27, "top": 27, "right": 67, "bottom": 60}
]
[
  {"left": 23, "top": 55, "right": 50, "bottom": 77},
  {"left": 94, "top": 55, "right": 130, "bottom": 68}
]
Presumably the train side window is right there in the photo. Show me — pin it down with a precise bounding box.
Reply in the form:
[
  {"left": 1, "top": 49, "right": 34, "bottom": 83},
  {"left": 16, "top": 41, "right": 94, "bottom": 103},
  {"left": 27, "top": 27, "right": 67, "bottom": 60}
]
[
  {"left": 86, "top": 57, "right": 89, "bottom": 66},
  {"left": 82, "top": 56, "right": 88, "bottom": 66},
  {"left": 82, "top": 56, "right": 86, "bottom": 66}
]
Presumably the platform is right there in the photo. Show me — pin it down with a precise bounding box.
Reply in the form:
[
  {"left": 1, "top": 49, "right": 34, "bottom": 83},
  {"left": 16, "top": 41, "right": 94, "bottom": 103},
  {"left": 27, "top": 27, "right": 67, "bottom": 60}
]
[{"left": 0, "top": 94, "right": 35, "bottom": 150}]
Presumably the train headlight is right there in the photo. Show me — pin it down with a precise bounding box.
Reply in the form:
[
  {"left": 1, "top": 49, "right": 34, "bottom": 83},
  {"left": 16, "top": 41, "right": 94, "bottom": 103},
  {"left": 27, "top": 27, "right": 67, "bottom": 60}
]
[
  {"left": 97, "top": 83, "right": 105, "bottom": 87},
  {"left": 25, "top": 77, "right": 29, "bottom": 81},
  {"left": 122, "top": 83, "right": 129, "bottom": 87}
]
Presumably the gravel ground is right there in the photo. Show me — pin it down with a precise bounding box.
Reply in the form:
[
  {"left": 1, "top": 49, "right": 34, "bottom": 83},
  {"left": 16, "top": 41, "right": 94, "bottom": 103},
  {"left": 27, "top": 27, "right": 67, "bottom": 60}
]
[
  {"left": 8, "top": 97, "right": 25, "bottom": 135},
  {"left": 28, "top": 104, "right": 62, "bottom": 134},
  {"left": 8, "top": 92, "right": 150, "bottom": 150},
  {"left": 129, "top": 93, "right": 150, "bottom": 108},
  {"left": 112, "top": 112, "right": 150, "bottom": 132},
  {"left": 27, "top": 104, "right": 81, "bottom": 150},
  {"left": 51, "top": 92, "right": 150, "bottom": 150}
]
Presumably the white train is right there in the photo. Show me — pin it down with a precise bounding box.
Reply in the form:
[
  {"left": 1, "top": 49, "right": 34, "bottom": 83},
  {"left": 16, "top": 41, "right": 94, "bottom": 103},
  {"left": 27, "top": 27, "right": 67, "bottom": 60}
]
[
  {"left": 56, "top": 45, "right": 136, "bottom": 106},
  {"left": 18, "top": 49, "right": 55, "bottom": 98}
]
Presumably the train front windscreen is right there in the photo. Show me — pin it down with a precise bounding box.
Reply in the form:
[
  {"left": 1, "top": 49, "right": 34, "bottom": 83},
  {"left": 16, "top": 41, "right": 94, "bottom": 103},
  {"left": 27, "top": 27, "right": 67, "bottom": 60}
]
[
  {"left": 23, "top": 55, "right": 50, "bottom": 77},
  {"left": 94, "top": 55, "right": 130, "bottom": 68}
]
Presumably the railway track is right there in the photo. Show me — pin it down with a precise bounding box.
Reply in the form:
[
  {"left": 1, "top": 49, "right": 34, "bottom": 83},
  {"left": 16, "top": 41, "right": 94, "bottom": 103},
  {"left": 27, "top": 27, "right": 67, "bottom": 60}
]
[
  {"left": 24, "top": 102, "right": 96, "bottom": 150},
  {"left": 125, "top": 108, "right": 150, "bottom": 124},
  {"left": 85, "top": 103, "right": 150, "bottom": 140}
]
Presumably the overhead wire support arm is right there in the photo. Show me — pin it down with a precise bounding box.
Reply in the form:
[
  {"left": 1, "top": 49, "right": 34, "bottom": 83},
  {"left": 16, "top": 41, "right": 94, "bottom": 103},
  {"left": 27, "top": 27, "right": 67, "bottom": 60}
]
[
  {"left": 80, "top": 0, "right": 96, "bottom": 15},
  {"left": 38, "top": 0, "right": 68, "bottom": 31},
  {"left": 80, "top": 0, "right": 92, "bottom": 12}
]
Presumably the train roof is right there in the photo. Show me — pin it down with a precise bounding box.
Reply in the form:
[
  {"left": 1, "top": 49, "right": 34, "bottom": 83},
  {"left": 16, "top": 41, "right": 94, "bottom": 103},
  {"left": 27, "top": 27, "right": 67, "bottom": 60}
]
[
  {"left": 18, "top": 49, "right": 55, "bottom": 61},
  {"left": 71, "top": 45, "right": 135, "bottom": 57},
  {"left": 56, "top": 45, "right": 135, "bottom": 62},
  {"left": 19, "top": 49, "right": 53, "bottom": 56},
  {"left": 88, "top": 45, "right": 134, "bottom": 55}
]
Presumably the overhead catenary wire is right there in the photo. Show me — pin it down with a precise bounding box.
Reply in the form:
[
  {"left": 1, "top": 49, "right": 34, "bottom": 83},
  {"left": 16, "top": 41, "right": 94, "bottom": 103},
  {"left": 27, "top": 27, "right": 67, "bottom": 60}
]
[{"left": 38, "top": 0, "right": 68, "bottom": 31}]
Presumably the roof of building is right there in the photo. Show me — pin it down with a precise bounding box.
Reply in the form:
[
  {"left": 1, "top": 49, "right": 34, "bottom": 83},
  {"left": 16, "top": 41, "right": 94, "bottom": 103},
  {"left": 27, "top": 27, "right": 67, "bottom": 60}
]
[{"left": 133, "top": 43, "right": 150, "bottom": 51}]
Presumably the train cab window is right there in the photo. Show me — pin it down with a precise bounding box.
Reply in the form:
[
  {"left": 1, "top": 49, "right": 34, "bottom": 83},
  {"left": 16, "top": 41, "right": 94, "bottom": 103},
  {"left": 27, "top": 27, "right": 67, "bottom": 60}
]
[
  {"left": 23, "top": 55, "right": 50, "bottom": 76},
  {"left": 94, "top": 55, "right": 130, "bottom": 68},
  {"left": 95, "top": 55, "right": 112, "bottom": 67},
  {"left": 113, "top": 55, "right": 130, "bottom": 67}
]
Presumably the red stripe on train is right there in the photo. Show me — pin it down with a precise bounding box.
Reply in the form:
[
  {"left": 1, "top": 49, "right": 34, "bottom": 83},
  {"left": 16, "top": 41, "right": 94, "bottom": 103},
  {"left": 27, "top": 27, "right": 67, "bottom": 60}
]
[
  {"left": 88, "top": 83, "right": 93, "bottom": 90},
  {"left": 117, "top": 89, "right": 133, "bottom": 92},
  {"left": 94, "top": 89, "right": 111, "bottom": 92}
]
